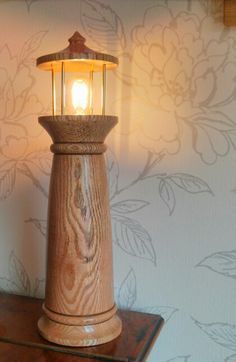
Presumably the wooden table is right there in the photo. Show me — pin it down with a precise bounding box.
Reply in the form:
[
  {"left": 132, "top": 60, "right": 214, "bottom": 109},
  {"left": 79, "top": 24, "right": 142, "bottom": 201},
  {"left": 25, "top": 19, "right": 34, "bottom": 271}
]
[{"left": 0, "top": 293, "right": 164, "bottom": 361}]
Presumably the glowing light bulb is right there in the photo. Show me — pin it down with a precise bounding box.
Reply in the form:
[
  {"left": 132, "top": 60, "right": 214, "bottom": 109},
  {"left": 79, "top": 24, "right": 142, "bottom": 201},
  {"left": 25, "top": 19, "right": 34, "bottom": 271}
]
[{"left": 71, "top": 79, "right": 89, "bottom": 115}]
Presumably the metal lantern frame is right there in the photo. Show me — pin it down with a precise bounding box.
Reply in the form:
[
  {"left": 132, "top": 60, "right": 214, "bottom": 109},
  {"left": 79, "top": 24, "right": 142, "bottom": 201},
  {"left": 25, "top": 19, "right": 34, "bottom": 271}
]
[{"left": 37, "top": 31, "right": 118, "bottom": 116}]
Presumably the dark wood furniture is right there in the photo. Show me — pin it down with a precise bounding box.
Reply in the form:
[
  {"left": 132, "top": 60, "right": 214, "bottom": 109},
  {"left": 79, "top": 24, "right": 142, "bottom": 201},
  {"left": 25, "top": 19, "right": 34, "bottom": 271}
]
[{"left": 0, "top": 293, "right": 164, "bottom": 361}]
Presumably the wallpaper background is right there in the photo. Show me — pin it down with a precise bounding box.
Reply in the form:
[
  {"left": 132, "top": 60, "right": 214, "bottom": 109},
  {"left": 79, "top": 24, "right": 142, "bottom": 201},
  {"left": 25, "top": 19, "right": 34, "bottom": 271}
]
[{"left": 0, "top": 0, "right": 236, "bottom": 361}]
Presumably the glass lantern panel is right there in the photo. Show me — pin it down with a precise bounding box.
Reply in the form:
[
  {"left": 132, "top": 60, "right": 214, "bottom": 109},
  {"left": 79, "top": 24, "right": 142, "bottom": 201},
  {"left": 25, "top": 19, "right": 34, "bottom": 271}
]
[
  {"left": 50, "top": 65, "right": 107, "bottom": 116},
  {"left": 64, "top": 71, "right": 90, "bottom": 115}
]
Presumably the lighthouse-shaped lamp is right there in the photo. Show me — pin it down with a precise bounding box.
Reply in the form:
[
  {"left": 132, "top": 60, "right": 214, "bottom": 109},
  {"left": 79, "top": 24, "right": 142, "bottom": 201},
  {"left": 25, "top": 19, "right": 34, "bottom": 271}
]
[{"left": 36, "top": 31, "right": 122, "bottom": 347}]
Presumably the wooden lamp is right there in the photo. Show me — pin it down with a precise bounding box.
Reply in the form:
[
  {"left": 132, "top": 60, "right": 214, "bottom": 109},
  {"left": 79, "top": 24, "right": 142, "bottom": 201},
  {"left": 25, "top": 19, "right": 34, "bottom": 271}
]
[
  {"left": 36, "top": 31, "right": 122, "bottom": 347},
  {"left": 224, "top": 0, "right": 236, "bottom": 26}
]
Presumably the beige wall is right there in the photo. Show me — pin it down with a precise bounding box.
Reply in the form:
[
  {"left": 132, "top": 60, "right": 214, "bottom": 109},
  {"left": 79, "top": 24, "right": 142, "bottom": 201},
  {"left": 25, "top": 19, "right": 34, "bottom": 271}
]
[{"left": 0, "top": 1, "right": 236, "bottom": 361}]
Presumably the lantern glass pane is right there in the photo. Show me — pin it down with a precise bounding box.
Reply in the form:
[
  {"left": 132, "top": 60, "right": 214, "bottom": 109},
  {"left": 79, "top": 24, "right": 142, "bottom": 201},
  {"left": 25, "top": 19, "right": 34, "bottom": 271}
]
[
  {"left": 50, "top": 66, "right": 109, "bottom": 116},
  {"left": 63, "top": 72, "right": 90, "bottom": 115}
]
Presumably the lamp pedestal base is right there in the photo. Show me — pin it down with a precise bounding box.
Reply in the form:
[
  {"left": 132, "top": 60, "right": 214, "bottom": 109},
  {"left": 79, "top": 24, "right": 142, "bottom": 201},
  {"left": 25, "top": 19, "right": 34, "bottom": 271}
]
[
  {"left": 38, "top": 115, "right": 121, "bottom": 347},
  {"left": 38, "top": 310, "right": 121, "bottom": 347},
  {"left": 0, "top": 293, "right": 164, "bottom": 361}
]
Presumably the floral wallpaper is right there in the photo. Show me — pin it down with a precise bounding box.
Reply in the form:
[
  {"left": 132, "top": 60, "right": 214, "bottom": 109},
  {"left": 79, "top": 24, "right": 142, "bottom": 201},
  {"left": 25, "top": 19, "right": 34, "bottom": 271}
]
[{"left": 0, "top": 0, "right": 236, "bottom": 361}]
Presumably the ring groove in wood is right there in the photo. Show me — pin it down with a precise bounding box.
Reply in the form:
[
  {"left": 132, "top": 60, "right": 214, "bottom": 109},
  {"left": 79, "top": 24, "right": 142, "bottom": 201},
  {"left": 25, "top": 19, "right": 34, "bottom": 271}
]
[
  {"left": 38, "top": 314, "right": 122, "bottom": 347},
  {"left": 43, "top": 303, "right": 117, "bottom": 326},
  {"left": 51, "top": 143, "right": 106, "bottom": 154}
]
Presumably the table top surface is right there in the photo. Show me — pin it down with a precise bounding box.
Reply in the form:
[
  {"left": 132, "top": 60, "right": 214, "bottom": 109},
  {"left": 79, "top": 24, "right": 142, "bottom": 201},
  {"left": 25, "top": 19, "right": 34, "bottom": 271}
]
[{"left": 0, "top": 293, "right": 164, "bottom": 362}]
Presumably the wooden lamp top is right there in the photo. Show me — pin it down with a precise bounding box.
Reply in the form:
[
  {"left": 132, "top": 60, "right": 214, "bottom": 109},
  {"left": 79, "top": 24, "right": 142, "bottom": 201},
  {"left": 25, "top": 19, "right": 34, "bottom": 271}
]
[{"left": 36, "top": 31, "right": 118, "bottom": 72}]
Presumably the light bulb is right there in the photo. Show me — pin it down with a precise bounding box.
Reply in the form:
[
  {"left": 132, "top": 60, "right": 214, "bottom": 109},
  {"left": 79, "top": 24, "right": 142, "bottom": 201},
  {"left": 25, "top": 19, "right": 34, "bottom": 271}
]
[{"left": 71, "top": 79, "right": 89, "bottom": 115}]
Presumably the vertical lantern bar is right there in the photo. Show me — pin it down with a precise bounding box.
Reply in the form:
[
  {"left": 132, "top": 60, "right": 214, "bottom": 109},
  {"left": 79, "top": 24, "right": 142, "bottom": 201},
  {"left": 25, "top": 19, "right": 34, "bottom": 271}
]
[
  {"left": 89, "top": 69, "right": 94, "bottom": 115},
  {"left": 61, "top": 62, "right": 65, "bottom": 115},
  {"left": 102, "top": 64, "right": 106, "bottom": 115},
  {"left": 51, "top": 68, "right": 56, "bottom": 116}
]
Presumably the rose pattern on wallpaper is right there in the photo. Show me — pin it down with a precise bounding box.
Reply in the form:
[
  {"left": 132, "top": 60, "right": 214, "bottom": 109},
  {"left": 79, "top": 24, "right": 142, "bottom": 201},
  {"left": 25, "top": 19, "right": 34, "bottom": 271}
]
[
  {"left": 94, "top": 1, "right": 236, "bottom": 163},
  {"left": 0, "top": 1, "right": 235, "bottom": 361}
]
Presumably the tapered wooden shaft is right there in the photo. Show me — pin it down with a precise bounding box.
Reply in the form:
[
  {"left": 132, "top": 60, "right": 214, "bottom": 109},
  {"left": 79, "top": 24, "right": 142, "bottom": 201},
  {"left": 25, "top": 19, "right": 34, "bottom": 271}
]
[{"left": 37, "top": 115, "right": 121, "bottom": 347}]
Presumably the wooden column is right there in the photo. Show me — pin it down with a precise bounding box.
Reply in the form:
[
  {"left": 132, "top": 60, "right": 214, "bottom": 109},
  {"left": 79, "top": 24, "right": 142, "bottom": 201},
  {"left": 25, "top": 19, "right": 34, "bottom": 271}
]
[
  {"left": 37, "top": 115, "right": 122, "bottom": 347},
  {"left": 224, "top": 0, "right": 236, "bottom": 26}
]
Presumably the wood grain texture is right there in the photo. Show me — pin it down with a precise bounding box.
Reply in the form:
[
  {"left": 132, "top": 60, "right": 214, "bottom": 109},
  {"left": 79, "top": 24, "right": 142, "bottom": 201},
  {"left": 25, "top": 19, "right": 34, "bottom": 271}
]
[
  {"left": 36, "top": 31, "right": 118, "bottom": 72},
  {"left": 38, "top": 116, "right": 121, "bottom": 346},
  {"left": 0, "top": 293, "right": 164, "bottom": 362},
  {"left": 224, "top": 0, "right": 236, "bottom": 26},
  {"left": 45, "top": 154, "right": 114, "bottom": 316},
  {"left": 39, "top": 116, "right": 118, "bottom": 143},
  {"left": 0, "top": 342, "right": 100, "bottom": 362}
]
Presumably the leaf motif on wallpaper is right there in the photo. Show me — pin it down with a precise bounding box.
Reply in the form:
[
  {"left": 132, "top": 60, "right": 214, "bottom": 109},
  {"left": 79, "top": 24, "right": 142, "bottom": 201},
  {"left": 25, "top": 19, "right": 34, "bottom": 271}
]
[
  {"left": 196, "top": 250, "right": 236, "bottom": 279},
  {"left": 159, "top": 179, "right": 176, "bottom": 216},
  {"left": 111, "top": 200, "right": 149, "bottom": 214},
  {"left": 106, "top": 149, "right": 119, "bottom": 200},
  {"left": 25, "top": 0, "right": 39, "bottom": 10},
  {"left": 0, "top": 0, "right": 40, "bottom": 12},
  {"left": 194, "top": 113, "right": 236, "bottom": 131},
  {"left": 112, "top": 214, "right": 156, "bottom": 265},
  {"left": 159, "top": 173, "right": 213, "bottom": 215},
  {"left": 25, "top": 218, "right": 47, "bottom": 237},
  {"left": 81, "top": 0, "right": 126, "bottom": 50},
  {"left": 118, "top": 268, "right": 136, "bottom": 310},
  {"left": 33, "top": 278, "right": 45, "bottom": 298},
  {"left": 0, "top": 166, "right": 16, "bottom": 201},
  {"left": 0, "top": 278, "right": 19, "bottom": 293},
  {"left": 0, "top": 251, "right": 45, "bottom": 297},
  {"left": 8, "top": 251, "right": 31, "bottom": 295},
  {"left": 27, "top": 148, "right": 52, "bottom": 176},
  {"left": 165, "top": 356, "right": 191, "bottom": 362},
  {"left": 18, "top": 30, "right": 48, "bottom": 66},
  {"left": 18, "top": 162, "right": 48, "bottom": 198},
  {"left": 225, "top": 355, "right": 236, "bottom": 362},
  {"left": 169, "top": 173, "right": 213, "bottom": 195},
  {"left": 138, "top": 306, "right": 178, "bottom": 323},
  {"left": 193, "top": 319, "right": 236, "bottom": 351}
]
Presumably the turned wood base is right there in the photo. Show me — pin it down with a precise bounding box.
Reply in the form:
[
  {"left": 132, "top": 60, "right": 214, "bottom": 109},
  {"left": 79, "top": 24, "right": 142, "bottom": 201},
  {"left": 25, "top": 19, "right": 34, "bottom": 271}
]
[
  {"left": 0, "top": 293, "right": 164, "bottom": 361},
  {"left": 38, "top": 303, "right": 122, "bottom": 346},
  {"left": 38, "top": 116, "right": 121, "bottom": 347},
  {"left": 38, "top": 313, "right": 122, "bottom": 347}
]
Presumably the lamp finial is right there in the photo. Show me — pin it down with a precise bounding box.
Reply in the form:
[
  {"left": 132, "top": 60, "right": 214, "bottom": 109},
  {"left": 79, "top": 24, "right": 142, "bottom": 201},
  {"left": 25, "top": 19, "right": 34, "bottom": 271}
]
[{"left": 68, "top": 31, "right": 86, "bottom": 52}]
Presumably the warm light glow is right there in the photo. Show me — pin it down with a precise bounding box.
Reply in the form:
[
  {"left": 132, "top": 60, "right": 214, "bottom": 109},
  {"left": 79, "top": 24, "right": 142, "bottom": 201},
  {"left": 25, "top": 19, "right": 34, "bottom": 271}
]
[{"left": 71, "top": 79, "right": 89, "bottom": 114}]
